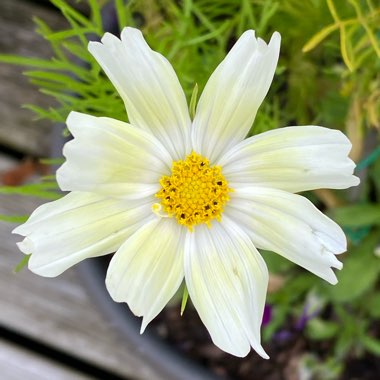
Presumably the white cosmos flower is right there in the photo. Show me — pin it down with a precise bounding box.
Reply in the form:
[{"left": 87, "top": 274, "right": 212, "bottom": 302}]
[{"left": 13, "top": 27, "right": 359, "bottom": 358}]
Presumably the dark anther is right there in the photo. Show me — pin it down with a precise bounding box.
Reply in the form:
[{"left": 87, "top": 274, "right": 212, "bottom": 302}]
[
  {"left": 181, "top": 213, "right": 185, "bottom": 219},
  {"left": 205, "top": 205, "right": 210, "bottom": 210}
]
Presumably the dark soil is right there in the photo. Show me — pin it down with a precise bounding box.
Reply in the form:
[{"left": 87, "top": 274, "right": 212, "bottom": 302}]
[{"left": 150, "top": 304, "right": 380, "bottom": 380}]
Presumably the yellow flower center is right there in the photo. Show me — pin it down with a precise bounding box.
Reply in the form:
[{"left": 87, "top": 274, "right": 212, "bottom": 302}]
[{"left": 155, "top": 152, "right": 232, "bottom": 230}]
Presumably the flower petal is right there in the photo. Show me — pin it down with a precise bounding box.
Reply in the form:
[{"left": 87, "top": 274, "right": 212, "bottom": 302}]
[
  {"left": 185, "top": 217, "right": 269, "bottom": 358},
  {"left": 57, "top": 111, "right": 171, "bottom": 198},
  {"left": 192, "top": 30, "right": 281, "bottom": 163},
  {"left": 13, "top": 192, "right": 153, "bottom": 277},
  {"left": 88, "top": 27, "right": 191, "bottom": 160},
  {"left": 226, "top": 186, "right": 346, "bottom": 284},
  {"left": 219, "top": 126, "right": 360, "bottom": 192},
  {"left": 106, "top": 218, "right": 186, "bottom": 332}
]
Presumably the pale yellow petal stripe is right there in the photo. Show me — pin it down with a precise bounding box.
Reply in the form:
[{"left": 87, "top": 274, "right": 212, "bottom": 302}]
[
  {"left": 13, "top": 192, "right": 153, "bottom": 277},
  {"left": 219, "top": 126, "right": 360, "bottom": 193},
  {"left": 57, "top": 111, "right": 171, "bottom": 199},
  {"left": 106, "top": 218, "right": 186, "bottom": 332},
  {"left": 192, "top": 30, "right": 281, "bottom": 163},
  {"left": 226, "top": 186, "right": 346, "bottom": 284},
  {"left": 184, "top": 217, "right": 269, "bottom": 358},
  {"left": 88, "top": 27, "right": 191, "bottom": 160}
]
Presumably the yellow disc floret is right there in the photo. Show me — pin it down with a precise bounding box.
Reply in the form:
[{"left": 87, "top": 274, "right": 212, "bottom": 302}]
[{"left": 155, "top": 152, "right": 232, "bottom": 230}]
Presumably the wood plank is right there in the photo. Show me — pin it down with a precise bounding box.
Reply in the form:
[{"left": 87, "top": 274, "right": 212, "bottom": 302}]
[
  {"left": 0, "top": 193, "right": 167, "bottom": 380},
  {"left": 0, "top": 0, "right": 66, "bottom": 156},
  {"left": 0, "top": 339, "right": 92, "bottom": 380}
]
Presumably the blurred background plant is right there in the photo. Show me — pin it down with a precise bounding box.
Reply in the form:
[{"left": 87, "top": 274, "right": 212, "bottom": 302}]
[{"left": 0, "top": 0, "right": 379, "bottom": 378}]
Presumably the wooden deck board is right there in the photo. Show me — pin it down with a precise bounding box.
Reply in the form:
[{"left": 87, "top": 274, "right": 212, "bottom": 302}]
[
  {"left": 0, "top": 339, "right": 93, "bottom": 380},
  {"left": 0, "top": 0, "right": 66, "bottom": 157}
]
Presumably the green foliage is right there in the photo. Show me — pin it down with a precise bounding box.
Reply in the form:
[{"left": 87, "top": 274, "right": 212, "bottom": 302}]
[
  {"left": 303, "top": 0, "right": 380, "bottom": 72},
  {"left": 180, "top": 285, "right": 189, "bottom": 316},
  {"left": 13, "top": 255, "right": 31, "bottom": 273},
  {"left": 306, "top": 318, "right": 339, "bottom": 341},
  {"left": 323, "top": 232, "right": 380, "bottom": 303},
  {"left": 329, "top": 203, "right": 380, "bottom": 228},
  {"left": 300, "top": 354, "right": 343, "bottom": 380},
  {"left": 0, "top": 214, "right": 29, "bottom": 223},
  {"left": 189, "top": 83, "right": 199, "bottom": 120},
  {"left": 0, "top": 0, "right": 379, "bottom": 373},
  {"left": 0, "top": 182, "right": 60, "bottom": 200}
]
